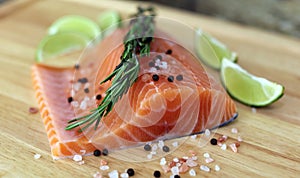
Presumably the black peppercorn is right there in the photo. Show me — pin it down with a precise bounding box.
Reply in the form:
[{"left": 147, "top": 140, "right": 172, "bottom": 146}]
[
  {"left": 149, "top": 61, "right": 155, "bottom": 67},
  {"left": 153, "top": 170, "right": 161, "bottom": 177},
  {"left": 144, "top": 144, "right": 152, "bottom": 151},
  {"left": 96, "top": 94, "right": 102, "bottom": 100},
  {"left": 74, "top": 64, "right": 80, "bottom": 69},
  {"left": 67, "top": 97, "right": 73, "bottom": 103},
  {"left": 210, "top": 138, "right": 218, "bottom": 145},
  {"left": 93, "top": 149, "right": 101, "bottom": 157},
  {"left": 174, "top": 175, "right": 180, "bottom": 178},
  {"left": 152, "top": 74, "right": 159, "bottom": 81},
  {"left": 127, "top": 168, "right": 135, "bottom": 176},
  {"left": 176, "top": 75, "right": 183, "bottom": 81},
  {"left": 84, "top": 88, "right": 89, "bottom": 93},
  {"left": 165, "top": 49, "right": 172, "bottom": 55},
  {"left": 155, "top": 55, "right": 162, "bottom": 60},
  {"left": 102, "top": 148, "right": 108, "bottom": 156},
  {"left": 167, "top": 75, "right": 174, "bottom": 82},
  {"left": 162, "top": 145, "right": 170, "bottom": 152},
  {"left": 78, "top": 78, "right": 88, "bottom": 83}
]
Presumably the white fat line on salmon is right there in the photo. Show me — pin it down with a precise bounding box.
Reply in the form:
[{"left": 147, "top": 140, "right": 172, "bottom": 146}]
[{"left": 149, "top": 81, "right": 160, "bottom": 93}]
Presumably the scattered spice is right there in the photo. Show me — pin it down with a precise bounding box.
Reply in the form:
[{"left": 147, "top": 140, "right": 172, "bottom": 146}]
[
  {"left": 84, "top": 88, "right": 90, "bottom": 93},
  {"left": 96, "top": 94, "right": 102, "bottom": 100},
  {"left": 78, "top": 77, "right": 88, "bottom": 83},
  {"left": 126, "top": 168, "right": 135, "bottom": 176},
  {"left": 149, "top": 61, "right": 155, "bottom": 67},
  {"left": 120, "top": 172, "right": 129, "bottom": 178},
  {"left": 162, "top": 145, "right": 170, "bottom": 152},
  {"left": 189, "top": 169, "right": 196, "bottom": 176},
  {"left": 153, "top": 170, "right": 161, "bottom": 177},
  {"left": 210, "top": 138, "right": 218, "bottom": 145},
  {"left": 165, "top": 49, "right": 172, "bottom": 55},
  {"left": 108, "top": 170, "right": 118, "bottom": 177},
  {"left": 160, "top": 157, "right": 167, "bottom": 165},
  {"left": 200, "top": 165, "right": 210, "bottom": 172},
  {"left": 235, "top": 142, "right": 241, "bottom": 147},
  {"left": 67, "top": 97, "right": 73, "bottom": 103},
  {"left": 102, "top": 148, "right": 109, "bottom": 156},
  {"left": 144, "top": 144, "right": 152, "bottom": 151},
  {"left": 204, "top": 129, "right": 210, "bottom": 136},
  {"left": 74, "top": 63, "right": 80, "bottom": 69},
  {"left": 152, "top": 74, "right": 159, "bottom": 81},
  {"left": 214, "top": 165, "right": 221, "bottom": 172},
  {"left": 100, "top": 165, "right": 110, "bottom": 171},
  {"left": 167, "top": 75, "right": 174, "bottom": 82},
  {"left": 205, "top": 157, "right": 214, "bottom": 164},
  {"left": 221, "top": 144, "right": 227, "bottom": 151},
  {"left": 93, "top": 149, "right": 101, "bottom": 157},
  {"left": 237, "top": 135, "right": 243, "bottom": 142},
  {"left": 203, "top": 153, "right": 210, "bottom": 158},
  {"left": 100, "top": 159, "right": 108, "bottom": 166},
  {"left": 34, "top": 153, "right": 41, "bottom": 159},
  {"left": 174, "top": 175, "right": 180, "bottom": 178},
  {"left": 155, "top": 55, "right": 162, "bottom": 60},
  {"left": 231, "top": 128, "right": 238, "bottom": 134},
  {"left": 229, "top": 143, "right": 238, "bottom": 153},
  {"left": 176, "top": 74, "right": 183, "bottom": 81},
  {"left": 73, "top": 154, "right": 82, "bottom": 162},
  {"left": 29, "top": 107, "right": 39, "bottom": 114}
]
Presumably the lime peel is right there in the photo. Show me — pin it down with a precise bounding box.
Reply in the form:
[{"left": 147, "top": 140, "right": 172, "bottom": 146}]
[
  {"left": 221, "top": 58, "right": 284, "bottom": 107},
  {"left": 195, "top": 28, "right": 237, "bottom": 69}
]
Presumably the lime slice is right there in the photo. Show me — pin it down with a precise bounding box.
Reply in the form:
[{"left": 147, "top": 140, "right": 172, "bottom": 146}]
[
  {"left": 97, "top": 10, "right": 121, "bottom": 35},
  {"left": 195, "top": 28, "right": 237, "bottom": 69},
  {"left": 35, "top": 33, "right": 89, "bottom": 67},
  {"left": 48, "top": 15, "right": 101, "bottom": 40},
  {"left": 221, "top": 58, "right": 284, "bottom": 107}
]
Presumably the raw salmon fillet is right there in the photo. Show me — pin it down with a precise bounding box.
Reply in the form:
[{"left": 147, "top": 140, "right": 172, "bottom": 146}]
[{"left": 32, "top": 29, "right": 237, "bottom": 159}]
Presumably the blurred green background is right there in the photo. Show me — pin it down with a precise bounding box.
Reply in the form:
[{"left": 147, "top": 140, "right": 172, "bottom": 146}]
[{"left": 138, "top": 0, "right": 300, "bottom": 38}]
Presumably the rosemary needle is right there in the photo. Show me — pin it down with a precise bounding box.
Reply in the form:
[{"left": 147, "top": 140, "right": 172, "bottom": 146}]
[{"left": 66, "top": 7, "right": 155, "bottom": 131}]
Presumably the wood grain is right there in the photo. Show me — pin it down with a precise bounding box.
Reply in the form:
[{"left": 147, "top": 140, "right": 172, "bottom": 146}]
[{"left": 0, "top": 0, "right": 299, "bottom": 177}]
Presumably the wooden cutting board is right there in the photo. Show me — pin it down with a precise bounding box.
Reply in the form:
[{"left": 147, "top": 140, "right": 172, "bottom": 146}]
[{"left": 0, "top": 0, "right": 299, "bottom": 177}]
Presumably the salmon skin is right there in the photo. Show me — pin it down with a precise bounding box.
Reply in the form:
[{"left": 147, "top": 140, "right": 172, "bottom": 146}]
[{"left": 32, "top": 28, "right": 237, "bottom": 159}]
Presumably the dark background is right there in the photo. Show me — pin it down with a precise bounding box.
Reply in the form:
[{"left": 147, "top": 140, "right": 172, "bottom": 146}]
[{"left": 138, "top": 0, "right": 300, "bottom": 38}]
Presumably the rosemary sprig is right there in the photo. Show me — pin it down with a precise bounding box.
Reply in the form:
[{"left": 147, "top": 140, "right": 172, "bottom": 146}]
[{"left": 65, "top": 7, "right": 155, "bottom": 132}]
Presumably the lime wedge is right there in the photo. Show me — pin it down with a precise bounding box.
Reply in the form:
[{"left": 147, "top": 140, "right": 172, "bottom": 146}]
[
  {"left": 48, "top": 15, "right": 101, "bottom": 40},
  {"left": 97, "top": 10, "right": 121, "bottom": 32},
  {"left": 35, "top": 33, "right": 89, "bottom": 67},
  {"left": 195, "top": 28, "right": 237, "bottom": 69},
  {"left": 221, "top": 58, "right": 284, "bottom": 107}
]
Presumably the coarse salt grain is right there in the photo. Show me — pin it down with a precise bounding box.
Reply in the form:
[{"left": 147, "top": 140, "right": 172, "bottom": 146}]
[
  {"left": 173, "top": 157, "right": 179, "bottom": 162},
  {"left": 158, "top": 140, "right": 164, "bottom": 148},
  {"left": 229, "top": 143, "right": 238, "bottom": 153},
  {"left": 190, "top": 134, "right": 197, "bottom": 139},
  {"left": 203, "top": 153, "right": 210, "bottom": 158},
  {"left": 237, "top": 135, "right": 243, "bottom": 142},
  {"left": 73, "top": 155, "right": 82, "bottom": 162},
  {"left": 191, "top": 156, "right": 198, "bottom": 161},
  {"left": 147, "top": 153, "right": 153, "bottom": 159},
  {"left": 100, "top": 165, "right": 110, "bottom": 171},
  {"left": 176, "top": 163, "right": 182, "bottom": 167},
  {"left": 231, "top": 128, "right": 238, "bottom": 134},
  {"left": 204, "top": 129, "right": 210, "bottom": 136},
  {"left": 78, "top": 161, "right": 85, "bottom": 165},
  {"left": 189, "top": 169, "right": 196, "bottom": 176},
  {"left": 186, "top": 159, "right": 198, "bottom": 167},
  {"left": 172, "top": 141, "right": 178, "bottom": 147},
  {"left": 73, "top": 82, "right": 81, "bottom": 91},
  {"left": 120, "top": 172, "right": 129, "bottom": 178},
  {"left": 84, "top": 83, "right": 90, "bottom": 89},
  {"left": 170, "top": 166, "right": 179, "bottom": 175},
  {"left": 200, "top": 165, "right": 210, "bottom": 172},
  {"left": 221, "top": 144, "right": 227, "bottom": 151},
  {"left": 215, "top": 165, "right": 221, "bottom": 171},
  {"left": 34, "top": 153, "right": 41, "bottom": 159},
  {"left": 150, "top": 151, "right": 157, "bottom": 155},
  {"left": 152, "top": 144, "right": 158, "bottom": 151},
  {"left": 179, "top": 162, "right": 189, "bottom": 173},
  {"left": 71, "top": 101, "right": 79, "bottom": 108},
  {"left": 160, "top": 157, "right": 167, "bottom": 165},
  {"left": 80, "top": 100, "right": 87, "bottom": 110},
  {"left": 100, "top": 159, "right": 108, "bottom": 166},
  {"left": 108, "top": 170, "right": 118, "bottom": 178},
  {"left": 205, "top": 157, "right": 214, "bottom": 164},
  {"left": 182, "top": 156, "right": 189, "bottom": 160},
  {"left": 93, "top": 172, "right": 103, "bottom": 178},
  {"left": 71, "top": 90, "right": 75, "bottom": 97}
]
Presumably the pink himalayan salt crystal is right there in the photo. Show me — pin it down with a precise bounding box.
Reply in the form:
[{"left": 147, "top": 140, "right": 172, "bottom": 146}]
[
  {"left": 186, "top": 159, "right": 198, "bottom": 167},
  {"left": 179, "top": 162, "right": 189, "bottom": 173},
  {"left": 229, "top": 143, "right": 238, "bottom": 153}
]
